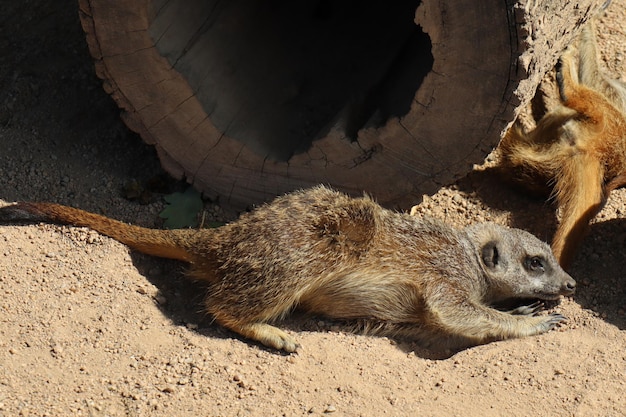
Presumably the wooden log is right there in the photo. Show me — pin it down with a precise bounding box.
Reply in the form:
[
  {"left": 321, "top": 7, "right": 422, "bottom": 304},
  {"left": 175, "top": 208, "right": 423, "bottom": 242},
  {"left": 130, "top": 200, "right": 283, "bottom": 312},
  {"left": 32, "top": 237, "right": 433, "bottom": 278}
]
[{"left": 77, "top": 0, "right": 604, "bottom": 209}]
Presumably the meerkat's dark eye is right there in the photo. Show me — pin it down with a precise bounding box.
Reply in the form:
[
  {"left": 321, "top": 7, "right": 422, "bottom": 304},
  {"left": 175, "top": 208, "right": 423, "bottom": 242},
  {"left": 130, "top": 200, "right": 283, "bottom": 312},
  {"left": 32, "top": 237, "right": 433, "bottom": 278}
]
[{"left": 526, "top": 257, "right": 545, "bottom": 272}]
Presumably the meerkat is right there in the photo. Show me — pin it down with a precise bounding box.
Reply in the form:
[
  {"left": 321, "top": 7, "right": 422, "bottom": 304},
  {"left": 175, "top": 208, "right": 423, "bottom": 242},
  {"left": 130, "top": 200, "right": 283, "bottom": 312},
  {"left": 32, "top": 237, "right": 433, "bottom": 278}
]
[
  {"left": 499, "top": 13, "right": 626, "bottom": 269},
  {"left": 0, "top": 186, "right": 575, "bottom": 352}
]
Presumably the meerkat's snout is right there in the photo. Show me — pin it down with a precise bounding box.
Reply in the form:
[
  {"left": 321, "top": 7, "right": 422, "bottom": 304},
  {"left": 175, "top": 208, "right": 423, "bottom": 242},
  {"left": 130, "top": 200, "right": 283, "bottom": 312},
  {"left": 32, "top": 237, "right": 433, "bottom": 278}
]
[{"left": 561, "top": 277, "right": 576, "bottom": 296}]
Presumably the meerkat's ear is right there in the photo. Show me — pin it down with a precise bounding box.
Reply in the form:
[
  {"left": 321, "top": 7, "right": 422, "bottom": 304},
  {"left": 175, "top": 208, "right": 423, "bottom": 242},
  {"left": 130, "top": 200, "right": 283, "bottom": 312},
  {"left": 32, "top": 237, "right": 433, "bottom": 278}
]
[{"left": 481, "top": 241, "right": 499, "bottom": 269}]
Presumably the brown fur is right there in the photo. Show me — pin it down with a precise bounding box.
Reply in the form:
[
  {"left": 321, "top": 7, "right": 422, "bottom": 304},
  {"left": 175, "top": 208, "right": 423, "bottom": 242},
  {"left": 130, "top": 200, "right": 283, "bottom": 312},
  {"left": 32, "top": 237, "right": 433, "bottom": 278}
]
[
  {"left": 499, "top": 17, "right": 626, "bottom": 269},
  {"left": 0, "top": 186, "right": 575, "bottom": 352}
]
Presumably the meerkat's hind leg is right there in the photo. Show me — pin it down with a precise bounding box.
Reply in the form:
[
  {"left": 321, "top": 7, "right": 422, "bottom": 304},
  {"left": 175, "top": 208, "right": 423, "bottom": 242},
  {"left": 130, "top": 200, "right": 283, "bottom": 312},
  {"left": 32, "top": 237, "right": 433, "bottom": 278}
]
[
  {"left": 203, "top": 277, "right": 304, "bottom": 352},
  {"left": 578, "top": 19, "right": 604, "bottom": 90},
  {"left": 556, "top": 47, "right": 579, "bottom": 103},
  {"left": 209, "top": 305, "right": 299, "bottom": 352},
  {"left": 230, "top": 322, "right": 299, "bottom": 353},
  {"left": 213, "top": 313, "right": 299, "bottom": 352},
  {"left": 577, "top": 10, "right": 626, "bottom": 110}
]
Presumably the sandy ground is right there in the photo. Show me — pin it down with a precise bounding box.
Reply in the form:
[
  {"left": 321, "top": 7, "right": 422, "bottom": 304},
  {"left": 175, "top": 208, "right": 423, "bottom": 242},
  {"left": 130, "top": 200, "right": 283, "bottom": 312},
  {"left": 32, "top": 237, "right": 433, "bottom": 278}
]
[{"left": 0, "top": 2, "right": 625, "bottom": 416}]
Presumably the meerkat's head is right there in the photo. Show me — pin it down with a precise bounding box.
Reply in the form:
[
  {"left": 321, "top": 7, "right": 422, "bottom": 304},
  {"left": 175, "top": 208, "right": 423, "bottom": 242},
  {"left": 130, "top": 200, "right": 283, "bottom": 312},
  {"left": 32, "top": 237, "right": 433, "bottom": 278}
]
[{"left": 464, "top": 223, "right": 576, "bottom": 302}]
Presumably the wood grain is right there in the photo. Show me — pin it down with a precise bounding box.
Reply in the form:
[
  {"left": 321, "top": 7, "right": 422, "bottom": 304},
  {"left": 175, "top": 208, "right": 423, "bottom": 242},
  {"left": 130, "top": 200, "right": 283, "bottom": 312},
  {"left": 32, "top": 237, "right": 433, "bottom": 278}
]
[{"left": 78, "top": 0, "right": 604, "bottom": 209}]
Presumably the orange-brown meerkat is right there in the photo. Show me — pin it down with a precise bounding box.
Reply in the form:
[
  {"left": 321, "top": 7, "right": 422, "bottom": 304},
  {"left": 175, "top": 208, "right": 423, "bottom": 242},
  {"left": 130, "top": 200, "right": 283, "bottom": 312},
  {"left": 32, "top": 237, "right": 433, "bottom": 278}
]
[
  {"left": 499, "top": 13, "right": 626, "bottom": 269},
  {"left": 0, "top": 186, "right": 575, "bottom": 352}
]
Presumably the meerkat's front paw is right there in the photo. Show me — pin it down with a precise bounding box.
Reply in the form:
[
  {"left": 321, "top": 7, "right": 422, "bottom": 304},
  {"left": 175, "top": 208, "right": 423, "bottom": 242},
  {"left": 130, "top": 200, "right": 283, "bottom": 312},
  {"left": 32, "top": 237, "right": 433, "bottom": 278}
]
[
  {"left": 544, "top": 313, "right": 567, "bottom": 328},
  {"left": 509, "top": 301, "right": 544, "bottom": 316},
  {"left": 533, "top": 313, "right": 567, "bottom": 334}
]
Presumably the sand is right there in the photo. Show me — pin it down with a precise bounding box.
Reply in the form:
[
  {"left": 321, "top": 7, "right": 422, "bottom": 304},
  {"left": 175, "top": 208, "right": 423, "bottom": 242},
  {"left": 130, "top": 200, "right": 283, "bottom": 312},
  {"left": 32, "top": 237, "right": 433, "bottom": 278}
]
[{"left": 0, "top": 2, "right": 624, "bottom": 416}]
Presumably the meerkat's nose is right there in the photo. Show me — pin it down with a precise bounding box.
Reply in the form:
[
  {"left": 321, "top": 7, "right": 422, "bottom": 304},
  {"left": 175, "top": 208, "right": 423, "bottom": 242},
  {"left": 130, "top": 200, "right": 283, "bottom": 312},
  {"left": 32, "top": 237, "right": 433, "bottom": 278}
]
[{"left": 562, "top": 277, "right": 576, "bottom": 295}]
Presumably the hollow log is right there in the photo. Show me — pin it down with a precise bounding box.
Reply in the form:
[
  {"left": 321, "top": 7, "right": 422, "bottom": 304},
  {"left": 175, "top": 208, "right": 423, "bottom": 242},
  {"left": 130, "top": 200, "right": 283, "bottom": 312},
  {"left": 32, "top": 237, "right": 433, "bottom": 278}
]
[{"left": 77, "top": 0, "right": 604, "bottom": 209}]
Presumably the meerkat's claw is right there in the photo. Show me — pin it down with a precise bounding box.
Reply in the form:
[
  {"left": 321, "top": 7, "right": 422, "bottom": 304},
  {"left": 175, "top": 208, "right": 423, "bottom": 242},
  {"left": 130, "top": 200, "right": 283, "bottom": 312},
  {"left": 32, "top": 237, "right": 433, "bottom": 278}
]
[
  {"left": 547, "top": 313, "right": 567, "bottom": 322},
  {"left": 509, "top": 301, "right": 544, "bottom": 316},
  {"left": 542, "top": 313, "right": 567, "bottom": 331},
  {"left": 521, "top": 313, "right": 567, "bottom": 335}
]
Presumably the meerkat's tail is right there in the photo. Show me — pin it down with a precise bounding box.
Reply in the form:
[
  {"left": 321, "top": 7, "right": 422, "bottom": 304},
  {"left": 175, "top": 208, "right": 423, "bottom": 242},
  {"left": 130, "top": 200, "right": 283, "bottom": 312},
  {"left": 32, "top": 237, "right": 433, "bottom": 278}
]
[{"left": 0, "top": 202, "right": 198, "bottom": 262}]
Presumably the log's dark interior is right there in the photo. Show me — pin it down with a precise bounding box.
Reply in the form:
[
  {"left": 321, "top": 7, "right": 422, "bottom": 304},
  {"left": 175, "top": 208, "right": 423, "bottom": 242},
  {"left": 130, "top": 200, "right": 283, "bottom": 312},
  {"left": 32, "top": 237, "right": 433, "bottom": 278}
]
[
  {"left": 82, "top": 0, "right": 598, "bottom": 207},
  {"left": 149, "top": 0, "right": 432, "bottom": 161}
]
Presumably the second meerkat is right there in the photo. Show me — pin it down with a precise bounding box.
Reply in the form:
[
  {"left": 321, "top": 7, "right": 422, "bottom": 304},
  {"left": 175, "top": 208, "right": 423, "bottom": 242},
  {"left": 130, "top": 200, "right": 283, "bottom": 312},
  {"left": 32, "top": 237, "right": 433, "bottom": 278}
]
[
  {"left": 499, "top": 13, "right": 626, "bottom": 269},
  {"left": 0, "top": 186, "right": 575, "bottom": 352}
]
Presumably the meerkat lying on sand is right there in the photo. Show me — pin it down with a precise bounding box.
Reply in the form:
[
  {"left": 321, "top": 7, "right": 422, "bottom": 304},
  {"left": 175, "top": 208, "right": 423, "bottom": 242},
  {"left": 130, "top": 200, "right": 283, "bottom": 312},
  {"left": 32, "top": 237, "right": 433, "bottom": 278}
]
[{"left": 0, "top": 186, "right": 575, "bottom": 352}]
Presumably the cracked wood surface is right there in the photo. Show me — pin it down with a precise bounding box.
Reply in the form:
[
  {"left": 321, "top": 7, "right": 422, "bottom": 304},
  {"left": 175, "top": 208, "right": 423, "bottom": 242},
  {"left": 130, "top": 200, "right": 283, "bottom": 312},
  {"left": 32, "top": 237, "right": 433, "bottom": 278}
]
[{"left": 78, "top": 0, "right": 604, "bottom": 209}]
